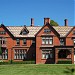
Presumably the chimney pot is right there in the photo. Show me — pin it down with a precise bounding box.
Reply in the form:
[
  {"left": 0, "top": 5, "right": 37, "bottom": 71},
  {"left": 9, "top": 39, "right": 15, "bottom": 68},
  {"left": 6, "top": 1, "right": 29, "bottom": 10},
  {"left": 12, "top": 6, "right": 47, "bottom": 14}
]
[
  {"left": 44, "top": 18, "right": 50, "bottom": 25},
  {"left": 31, "top": 18, "right": 34, "bottom": 26},
  {"left": 64, "top": 19, "right": 68, "bottom": 26}
]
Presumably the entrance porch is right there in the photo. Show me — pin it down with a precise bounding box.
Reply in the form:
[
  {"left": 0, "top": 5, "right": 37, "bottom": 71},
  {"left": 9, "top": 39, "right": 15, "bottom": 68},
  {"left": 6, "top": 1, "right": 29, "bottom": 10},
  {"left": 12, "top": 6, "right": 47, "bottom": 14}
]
[{"left": 55, "top": 46, "right": 74, "bottom": 64}]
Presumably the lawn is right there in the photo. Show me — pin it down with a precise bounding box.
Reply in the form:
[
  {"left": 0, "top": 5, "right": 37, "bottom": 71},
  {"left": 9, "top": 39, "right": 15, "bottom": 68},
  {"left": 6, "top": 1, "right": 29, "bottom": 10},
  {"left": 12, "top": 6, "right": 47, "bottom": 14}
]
[{"left": 0, "top": 64, "right": 75, "bottom": 75}]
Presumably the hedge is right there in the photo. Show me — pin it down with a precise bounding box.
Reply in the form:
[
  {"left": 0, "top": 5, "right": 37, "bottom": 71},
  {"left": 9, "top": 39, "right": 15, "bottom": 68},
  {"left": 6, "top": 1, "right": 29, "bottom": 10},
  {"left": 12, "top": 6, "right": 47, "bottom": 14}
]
[
  {"left": 57, "top": 60, "right": 72, "bottom": 64},
  {"left": 0, "top": 60, "right": 35, "bottom": 65}
]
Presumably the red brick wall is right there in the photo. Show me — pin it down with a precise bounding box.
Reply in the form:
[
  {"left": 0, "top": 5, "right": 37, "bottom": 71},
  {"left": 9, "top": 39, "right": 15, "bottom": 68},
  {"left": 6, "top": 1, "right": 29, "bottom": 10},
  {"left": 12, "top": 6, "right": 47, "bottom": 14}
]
[
  {"left": 36, "top": 25, "right": 60, "bottom": 64},
  {"left": 0, "top": 26, "right": 35, "bottom": 61}
]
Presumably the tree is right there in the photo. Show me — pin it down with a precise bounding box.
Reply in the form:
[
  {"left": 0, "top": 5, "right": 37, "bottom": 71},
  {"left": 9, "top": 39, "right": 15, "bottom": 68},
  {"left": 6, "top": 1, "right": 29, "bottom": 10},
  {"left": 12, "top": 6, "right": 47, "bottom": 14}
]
[{"left": 50, "top": 20, "right": 59, "bottom": 26}]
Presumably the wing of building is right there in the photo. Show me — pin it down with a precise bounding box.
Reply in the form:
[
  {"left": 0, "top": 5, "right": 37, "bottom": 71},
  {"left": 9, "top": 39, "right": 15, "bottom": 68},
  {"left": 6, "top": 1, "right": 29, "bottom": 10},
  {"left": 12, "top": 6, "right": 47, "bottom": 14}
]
[{"left": 0, "top": 18, "right": 75, "bottom": 64}]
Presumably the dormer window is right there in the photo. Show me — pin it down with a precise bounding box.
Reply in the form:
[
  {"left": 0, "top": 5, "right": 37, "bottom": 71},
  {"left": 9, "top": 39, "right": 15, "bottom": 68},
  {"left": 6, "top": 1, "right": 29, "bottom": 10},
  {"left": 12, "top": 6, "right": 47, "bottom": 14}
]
[
  {"left": 20, "top": 26, "right": 29, "bottom": 35},
  {"left": 22, "top": 31, "right": 27, "bottom": 35},
  {"left": 44, "top": 29, "right": 51, "bottom": 33}
]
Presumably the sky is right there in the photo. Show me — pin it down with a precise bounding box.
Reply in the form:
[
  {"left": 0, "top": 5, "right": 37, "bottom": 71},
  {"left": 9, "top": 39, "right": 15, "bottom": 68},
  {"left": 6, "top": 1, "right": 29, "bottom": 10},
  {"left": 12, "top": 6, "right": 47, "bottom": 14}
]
[{"left": 0, "top": 0, "right": 74, "bottom": 26}]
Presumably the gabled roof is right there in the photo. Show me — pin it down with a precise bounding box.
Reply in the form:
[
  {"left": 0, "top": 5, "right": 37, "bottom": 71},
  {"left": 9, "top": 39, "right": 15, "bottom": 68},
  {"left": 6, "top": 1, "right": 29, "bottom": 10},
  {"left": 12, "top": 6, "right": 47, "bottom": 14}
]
[
  {"left": 6, "top": 26, "right": 42, "bottom": 37},
  {"left": 35, "top": 23, "right": 60, "bottom": 37},
  {"left": 0, "top": 24, "right": 14, "bottom": 38},
  {"left": 65, "top": 26, "right": 75, "bottom": 37},
  {"left": 4, "top": 25, "right": 74, "bottom": 38},
  {"left": 53, "top": 26, "right": 73, "bottom": 37}
]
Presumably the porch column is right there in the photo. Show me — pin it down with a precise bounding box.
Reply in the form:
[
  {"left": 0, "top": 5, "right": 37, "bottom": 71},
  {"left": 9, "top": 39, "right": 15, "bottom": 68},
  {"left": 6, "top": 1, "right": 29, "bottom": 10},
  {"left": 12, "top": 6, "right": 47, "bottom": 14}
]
[
  {"left": 55, "top": 48, "right": 58, "bottom": 64},
  {"left": 71, "top": 48, "right": 74, "bottom": 64}
]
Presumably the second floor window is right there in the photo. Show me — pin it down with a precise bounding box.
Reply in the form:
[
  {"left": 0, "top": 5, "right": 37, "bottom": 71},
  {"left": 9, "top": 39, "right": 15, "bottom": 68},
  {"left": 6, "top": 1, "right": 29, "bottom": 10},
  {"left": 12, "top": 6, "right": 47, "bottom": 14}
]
[
  {"left": 42, "top": 37, "right": 53, "bottom": 45},
  {"left": 23, "top": 39, "right": 26, "bottom": 45},
  {"left": 32, "top": 40, "right": 35, "bottom": 44},
  {"left": 73, "top": 39, "right": 75, "bottom": 45},
  {"left": 16, "top": 39, "right": 20, "bottom": 45},
  {"left": 60, "top": 38, "right": 65, "bottom": 46},
  {"left": 0, "top": 37, "right": 6, "bottom": 45}
]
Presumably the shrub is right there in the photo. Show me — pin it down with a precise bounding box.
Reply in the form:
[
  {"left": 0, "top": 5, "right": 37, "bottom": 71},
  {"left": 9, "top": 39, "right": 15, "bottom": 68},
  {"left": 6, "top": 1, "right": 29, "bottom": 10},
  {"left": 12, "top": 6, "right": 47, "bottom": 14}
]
[
  {"left": 57, "top": 60, "right": 72, "bottom": 64},
  {"left": 12, "top": 61, "right": 35, "bottom": 64},
  {"left": 0, "top": 60, "right": 35, "bottom": 65}
]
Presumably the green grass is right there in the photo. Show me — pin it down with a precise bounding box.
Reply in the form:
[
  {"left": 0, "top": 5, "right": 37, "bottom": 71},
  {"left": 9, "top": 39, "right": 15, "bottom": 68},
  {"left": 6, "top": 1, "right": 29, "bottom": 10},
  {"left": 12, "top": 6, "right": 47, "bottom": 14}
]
[{"left": 0, "top": 64, "right": 75, "bottom": 75}]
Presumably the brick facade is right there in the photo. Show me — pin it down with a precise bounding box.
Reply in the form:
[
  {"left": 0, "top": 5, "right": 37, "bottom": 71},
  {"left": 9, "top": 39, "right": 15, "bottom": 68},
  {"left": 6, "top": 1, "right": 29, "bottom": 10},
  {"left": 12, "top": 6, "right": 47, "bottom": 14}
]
[{"left": 0, "top": 18, "right": 75, "bottom": 64}]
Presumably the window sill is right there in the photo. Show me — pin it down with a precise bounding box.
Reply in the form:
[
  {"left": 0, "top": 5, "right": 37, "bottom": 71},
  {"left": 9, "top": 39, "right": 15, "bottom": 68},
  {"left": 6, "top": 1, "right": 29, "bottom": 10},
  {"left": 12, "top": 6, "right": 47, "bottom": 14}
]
[
  {"left": 41, "top": 44, "right": 53, "bottom": 45},
  {"left": 15, "top": 44, "right": 20, "bottom": 46},
  {"left": 41, "top": 58, "right": 53, "bottom": 60},
  {"left": 22, "top": 44, "right": 27, "bottom": 46}
]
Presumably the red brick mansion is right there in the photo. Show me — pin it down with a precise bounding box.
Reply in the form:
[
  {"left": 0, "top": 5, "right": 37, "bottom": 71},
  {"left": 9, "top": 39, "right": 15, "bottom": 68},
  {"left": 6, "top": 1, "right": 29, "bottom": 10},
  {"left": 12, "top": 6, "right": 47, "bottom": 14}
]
[{"left": 0, "top": 18, "right": 75, "bottom": 64}]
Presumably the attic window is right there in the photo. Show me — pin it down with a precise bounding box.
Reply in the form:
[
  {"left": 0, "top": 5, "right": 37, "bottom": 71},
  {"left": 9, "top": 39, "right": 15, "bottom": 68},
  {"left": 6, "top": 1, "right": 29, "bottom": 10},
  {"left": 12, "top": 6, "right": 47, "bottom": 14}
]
[
  {"left": 0, "top": 31, "right": 6, "bottom": 35},
  {"left": 44, "top": 29, "right": 51, "bottom": 33},
  {"left": 22, "top": 31, "right": 27, "bottom": 35},
  {"left": 20, "top": 30, "right": 28, "bottom": 35}
]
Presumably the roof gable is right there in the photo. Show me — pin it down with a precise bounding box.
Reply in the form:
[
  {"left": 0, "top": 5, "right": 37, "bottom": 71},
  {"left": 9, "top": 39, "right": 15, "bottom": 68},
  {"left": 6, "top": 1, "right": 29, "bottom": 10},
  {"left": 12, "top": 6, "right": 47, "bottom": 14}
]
[
  {"left": 65, "top": 26, "right": 75, "bottom": 37},
  {"left": 35, "top": 23, "right": 60, "bottom": 37},
  {"left": 0, "top": 24, "right": 14, "bottom": 38}
]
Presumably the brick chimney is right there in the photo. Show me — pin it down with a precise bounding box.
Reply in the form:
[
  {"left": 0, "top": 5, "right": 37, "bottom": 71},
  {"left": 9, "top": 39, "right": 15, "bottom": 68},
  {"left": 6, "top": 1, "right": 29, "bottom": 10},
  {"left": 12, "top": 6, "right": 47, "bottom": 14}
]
[
  {"left": 64, "top": 19, "right": 68, "bottom": 26},
  {"left": 31, "top": 18, "right": 34, "bottom": 26},
  {"left": 44, "top": 18, "right": 50, "bottom": 25}
]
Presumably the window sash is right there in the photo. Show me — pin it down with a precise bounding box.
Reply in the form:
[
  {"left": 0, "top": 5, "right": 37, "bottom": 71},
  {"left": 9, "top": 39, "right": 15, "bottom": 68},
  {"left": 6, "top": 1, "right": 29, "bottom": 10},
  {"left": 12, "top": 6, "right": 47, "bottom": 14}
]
[
  {"left": 14, "top": 50, "right": 27, "bottom": 59},
  {"left": 2, "top": 49, "right": 8, "bottom": 59},
  {"left": 23, "top": 39, "right": 26, "bottom": 44},
  {"left": 16, "top": 39, "right": 20, "bottom": 44},
  {"left": 42, "top": 50, "right": 53, "bottom": 59},
  {"left": 42, "top": 37, "right": 53, "bottom": 45}
]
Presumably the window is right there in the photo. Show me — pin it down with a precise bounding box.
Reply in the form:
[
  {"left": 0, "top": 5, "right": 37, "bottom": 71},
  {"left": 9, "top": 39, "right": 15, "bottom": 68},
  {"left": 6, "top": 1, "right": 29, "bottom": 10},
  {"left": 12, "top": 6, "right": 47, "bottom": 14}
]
[
  {"left": 0, "top": 37, "right": 6, "bottom": 45},
  {"left": 74, "top": 49, "right": 75, "bottom": 55},
  {"left": 73, "top": 31, "right": 75, "bottom": 35},
  {"left": 22, "top": 31, "right": 27, "bottom": 35},
  {"left": 73, "top": 39, "right": 75, "bottom": 45},
  {"left": 0, "top": 31, "right": 6, "bottom": 35},
  {"left": 44, "top": 29, "right": 51, "bottom": 33},
  {"left": 42, "top": 37, "right": 53, "bottom": 45},
  {"left": 42, "top": 49, "right": 53, "bottom": 59},
  {"left": 23, "top": 39, "right": 26, "bottom": 45},
  {"left": 32, "top": 40, "right": 35, "bottom": 44},
  {"left": 2, "top": 49, "right": 8, "bottom": 59},
  {"left": 16, "top": 39, "right": 20, "bottom": 45},
  {"left": 60, "top": 38, "right": 65, "bottom": 46},
  {"left": 14, "top": 49, "right": 27, "bottom": 59}
]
